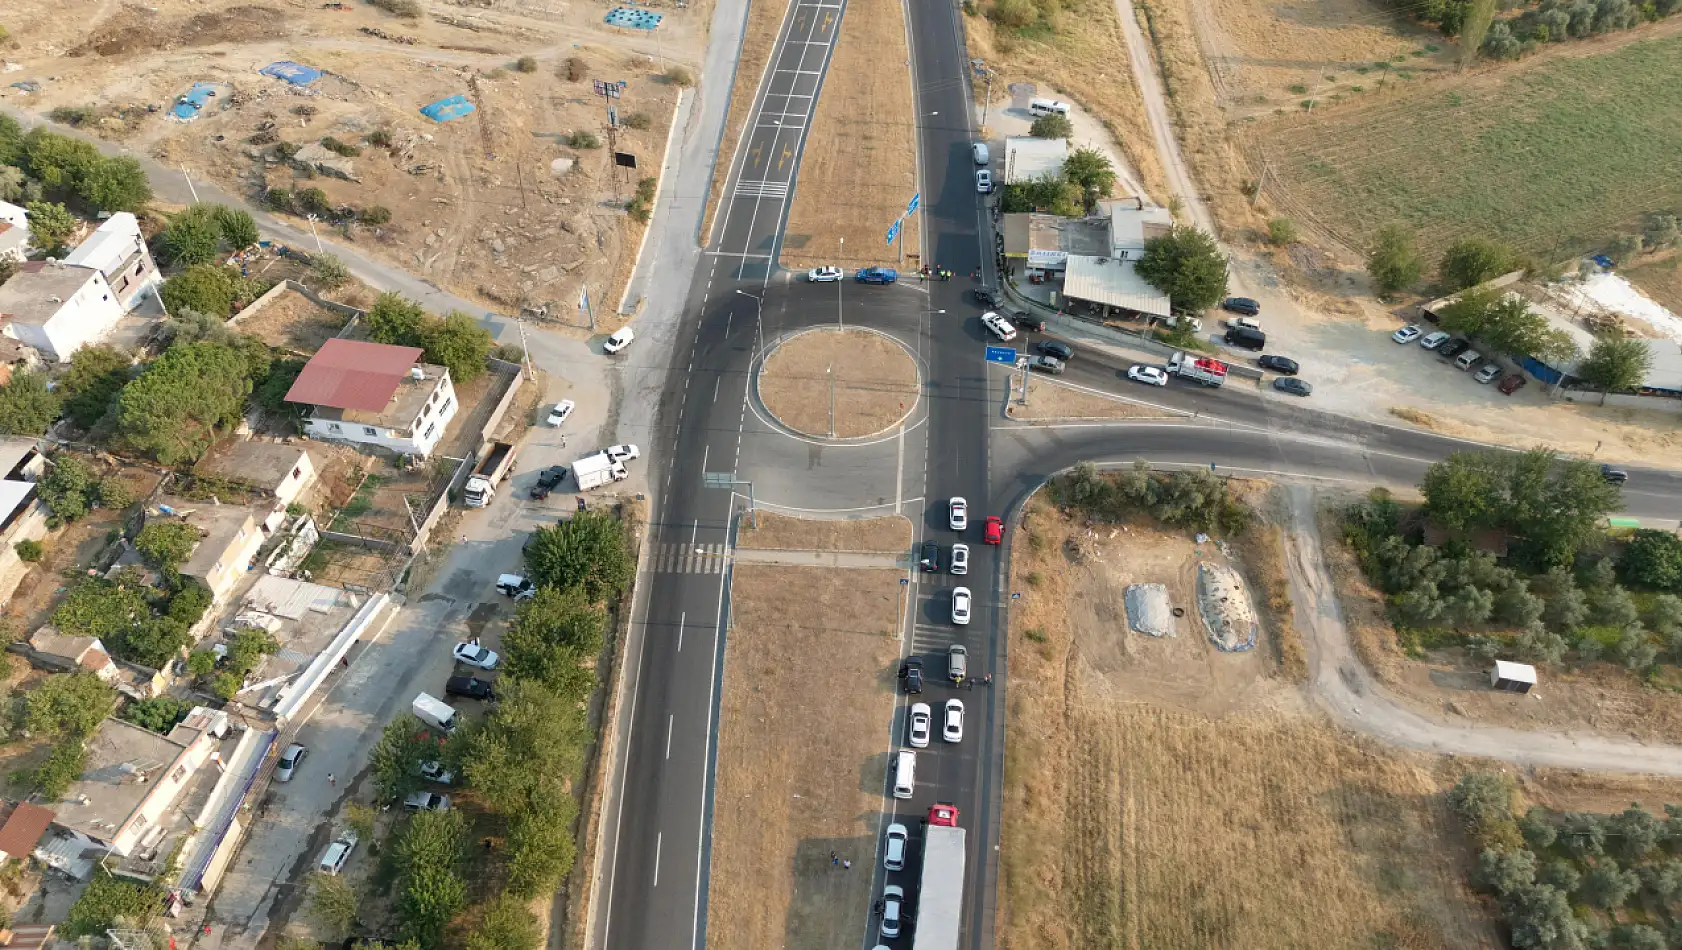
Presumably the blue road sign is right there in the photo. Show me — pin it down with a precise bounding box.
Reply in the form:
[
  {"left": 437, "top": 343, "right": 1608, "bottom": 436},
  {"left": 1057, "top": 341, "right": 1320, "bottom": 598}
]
[
  {"left": 985, "top": 346, "right": 1018, "bottom": 365},
  {"left": 906, "top": 192, "right": 920, "bottom": 215},
  {"left": 886, "top": 218, "right": 902, "bottom": 246}
]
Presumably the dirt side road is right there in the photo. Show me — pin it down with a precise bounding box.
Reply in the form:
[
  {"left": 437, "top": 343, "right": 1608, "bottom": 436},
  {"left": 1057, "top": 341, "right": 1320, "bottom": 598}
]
[{"left": 1283, "top": 483, "right": 1682, "bottom": 776}]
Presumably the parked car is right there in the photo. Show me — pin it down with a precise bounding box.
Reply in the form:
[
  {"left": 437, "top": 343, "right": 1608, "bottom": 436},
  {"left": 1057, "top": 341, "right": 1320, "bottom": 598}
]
[
  {"left": 1392, "top": 325, "right": 1423, "bottom": 344},
  {"left": 975, "top": 169, "right": 993, "bottom": 193},
  {"left": 1221, "top": 297, "right": 1261, "bottom": 316},
  {"left": 981, "top": 311, "right": 1017, "bottom": 341},
  {"left": 974, "top": 286, "right": 1002, "bottom": 307},
  {"left": 943, "top": 699, "right": 965, "bottom": 743},
  {"left": 1474, "top": 363, "right": 1503, "bottom": 383},
  {"left": 605, "top": 444, "right": 641, "bottom": 462},
  {"left": 404, "top": 791, "right": 452, "bottom": 812},
  {"left": 603, "top": 327, "right": 634, "bottom": 354},
  {"left": 984, "top": 516, "right": 1003, "bottom": 545},
  {"left": 496, "top": 574, "right": 536, "bottom": 601},
  {"left": 1028, "top": 355, "right": 1064, "bottom": 375},
  {"left": 1225, "top": 326, "right": 1267, "bottom": 351},
  {"left": 453, "top": 640, "right": 499, "bottom": 669},
  {"left": 1437, "top": 338, "right": 1471, "bottom": 359},
  {"left": 950, "top": 543, "right": 969, "bottom": 575},
  {"left": 884, "top": 823, "right": 909, "bottom": 870},
  {"left": 952, "top": 587, "right": 972, "bottom": 626},
  {"left": 1602, "top": 464, "right": 1629, "bottom": 485},
  {"left": 919, "top": 540, "right": 939, "bottom": 573},
  {"left": 1498, "top": 374, "right": 1528, "bottom": 395},
  {"left": 949, "top": 497, "right": 968, "bottom": 531},
  {"left": 276, "top": 743, "right": 307, "bottom": 782},
  {"left": 446, "top": 675, "right": 496, "bottom": 701},
  {"left": 1258, "top": 355, "right": 1299, "bottom": 375},
  {"left": 948, "top": 644, "right": 968, "bottom": 681},
  {"left": 1420, "top": 331, "right": 1451, "bottom": 350},
  {"left": 900, "top": 657, "right": 924, "bottom": 694},
  {"left": 317, "top": 831, "right": 358, "bottom": 875},
  {"left": 1036, "top": 339, "right": 1074, "bottom": 361},
  {"left": 1127, "top": 364, "right": 1168, "bottom": 387},
  {"left": 1273, "top": 377, "right": 1314, "bottom": 397},
  {"left": 530, "top": 465, "right": 567, "bottom": 500},
  {"left": 1010, "top": 310, "right": 1046, "bottom": 333},
  {"left": 418, "top": 760, "right": 455, "bottom": 785},
  {"left": 546, "top": 399, "right": 576, "bottom": 426},
  {"left": 807, "top": 266, "right": 843, "bottom": 282},
  {"left": 856, "top": 267, "right": 898, "bottom": 284},
  {"left": 908, "top": 702, "right": 932, "bottom": 748}
]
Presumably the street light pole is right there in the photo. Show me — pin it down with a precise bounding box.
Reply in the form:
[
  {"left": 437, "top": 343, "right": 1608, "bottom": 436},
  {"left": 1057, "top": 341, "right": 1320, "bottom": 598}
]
[
  {"left": 981, "top": 69, "right": 994, "bottom": 128},
  {"left": 735, "top": 288, "right": 764, "bottom": 362}
]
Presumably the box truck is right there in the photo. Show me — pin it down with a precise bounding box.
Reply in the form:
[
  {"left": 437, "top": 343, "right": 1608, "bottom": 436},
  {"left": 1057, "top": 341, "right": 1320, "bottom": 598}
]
[
  {"left": 573, "top": 452, "right": 628, "bottom": 491},
  {"left": 412, "top": 692, "right": 460, "bottom": 733},
  {"left": 463, "top": 441, "right": 517, "bottom": 508}
]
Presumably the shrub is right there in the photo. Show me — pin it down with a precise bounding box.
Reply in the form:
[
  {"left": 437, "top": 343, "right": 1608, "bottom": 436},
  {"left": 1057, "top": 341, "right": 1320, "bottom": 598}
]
[
  {"left": 273, "top": 141, "right": 301, "bottom": 162},
  {"left": 567, "top": 130, "right": 601, "bottom": 149},
  {"left": 161, "top": 264, "right": 238, "bottom": 318},
  {"left": 319, "top": 136, "right": 361, "bottom": 157},
  {"left": 1266, "top": 217, "right": 1298, "bottom": 245},
  {"left": 264, "top": 187, "right": 298, "bottom": 213},
  {"left": 0, "top": 371, "right": 64, "bottom": 437},
  {"left": 295, "top": 187, "right": 331, "bottom": 215},
  {"left": 367, "top": 128, "right": 394, "bottom": 148},
  {"left": 212, "top": 205, "right": 260, "bottom": 250},
  {"left": 515, "top": 55, "right": 538, "bottom": 73},
  {"left": 157, "top": 207, "right": 222, "bottom": 266},
  {"left": 622, "top": 112, "right": 653, "bottom": 130},
  {"left": 563, "top": 56, "right": 588, "bottom": 81},
  {"left": 358, "top": 205, "right": 392, "bottom": 226},
  {"left": 311, "top": 253, "right": 351, "bottom": 290},
  {"left": 368, "top": 0, "right": 422, "bottom": 17},
  {"left": 49, "top": 105, "right": 96, "bottom": 127},
  {"left": 96, "top": 477, "right": 135, "bottom": 510},
  {"left": 1028, "top": 112, "right": 1073, "bottom": 138},
  {"left": 664, "top": 65, "right": 696, "bottom": 87},
  {"left": 13, "top": 539, "right": 41, "bottom": 562}
]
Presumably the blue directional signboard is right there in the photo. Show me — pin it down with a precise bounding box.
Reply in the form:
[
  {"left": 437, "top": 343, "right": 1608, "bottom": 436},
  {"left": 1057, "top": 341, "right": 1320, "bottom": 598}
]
[
  {"left": 906, "top": 192, "right": 920, "bottom": 215},
  {"left": 985, "top": 346, "right": 1018, "bottom": 365},
  {"left": 885, "top": 218, "right": 902, "bottom": 246}
]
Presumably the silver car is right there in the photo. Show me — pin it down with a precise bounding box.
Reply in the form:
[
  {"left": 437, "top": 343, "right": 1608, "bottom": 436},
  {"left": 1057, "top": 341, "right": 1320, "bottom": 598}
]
[{"left": 275, "top": 743, "right": 306, "bottom": 782}]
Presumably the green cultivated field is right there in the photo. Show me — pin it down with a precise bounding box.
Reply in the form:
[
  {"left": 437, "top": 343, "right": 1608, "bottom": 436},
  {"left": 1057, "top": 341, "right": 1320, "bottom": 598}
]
[{"left": 1258, "top": 32, "right": 1682, "bottom": 258}]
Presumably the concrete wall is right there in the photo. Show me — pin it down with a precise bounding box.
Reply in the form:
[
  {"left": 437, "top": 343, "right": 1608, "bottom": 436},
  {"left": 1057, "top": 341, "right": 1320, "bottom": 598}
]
[
  {"left": 229, "top": 279, "right": 368, "bottom": 334},
  {"left": 0, "top": 500, "right": 51, "bottom": 605},
  {"left": 409, "top": 365, "right": 524, "bottom": 555}
]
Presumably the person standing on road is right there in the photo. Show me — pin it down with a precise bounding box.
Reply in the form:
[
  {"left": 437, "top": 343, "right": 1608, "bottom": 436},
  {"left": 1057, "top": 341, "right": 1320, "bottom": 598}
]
[{"left": 327, "top": 773, "right": 336, "bottom": 787}]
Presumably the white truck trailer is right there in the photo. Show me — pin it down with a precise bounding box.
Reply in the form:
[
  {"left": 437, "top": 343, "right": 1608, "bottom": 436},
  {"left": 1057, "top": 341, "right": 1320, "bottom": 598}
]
[
  {"left": 913, "top": 803, "right": 966, "bottom": 950},
  {"left": 573, "top": 452, "right": 628, "bottom": 491}
]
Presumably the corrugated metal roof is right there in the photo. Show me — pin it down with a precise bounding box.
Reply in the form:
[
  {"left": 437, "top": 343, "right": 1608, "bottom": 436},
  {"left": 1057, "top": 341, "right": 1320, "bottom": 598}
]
[
  {"left": 284, "top": 338, "right": 423, "bottom": 412},
  {"left": 1061, "top": 256, "right": 1171, "bottom": 317}
]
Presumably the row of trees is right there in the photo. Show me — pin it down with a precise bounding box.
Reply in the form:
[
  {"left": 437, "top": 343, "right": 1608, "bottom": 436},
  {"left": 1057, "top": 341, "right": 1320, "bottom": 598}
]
[
  {"left": 364, "top": 292, "right": 496, "bottom": 385},
  {"left": 1481, "top": 0, "right": 1679, "bottom": 59},
  {"left": 0, "top": 115, "right": 152, "bottom": 222},
  {"left": 1434, "top": 284, "right": 1580, "bottom": 366},
  {"left": 1451, "top": 772, "right": 1682, "bottom": 949},
  {"left": 1364, "top": 227, "right": 1516, "bottom": 296},
  {"left": 346, "top": 510, "right": 633, "bottom": 948},
  {"left": 1053, "top": 461, "right": 1253, "bottom": 535}
]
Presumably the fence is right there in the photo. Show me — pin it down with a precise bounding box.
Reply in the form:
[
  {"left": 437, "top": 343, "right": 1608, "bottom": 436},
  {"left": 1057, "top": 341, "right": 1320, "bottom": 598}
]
[{"left": 227, "top": 278, "right": 369, "bottom": 333}]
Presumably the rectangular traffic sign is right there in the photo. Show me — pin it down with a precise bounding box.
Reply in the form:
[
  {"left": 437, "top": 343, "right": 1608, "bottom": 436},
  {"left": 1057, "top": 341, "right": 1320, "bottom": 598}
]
[
  {"left": 906, "top": 192, "right": 920, "bottom": 215},
  {"left": 885, "top": 218, "right": 902, "bottom": 246},
  {"left": 985, "top": 346, "right": 1018, "bottom": 365},
  {"left": 702, "top": 472, "right": 737, "bottom": 487}
]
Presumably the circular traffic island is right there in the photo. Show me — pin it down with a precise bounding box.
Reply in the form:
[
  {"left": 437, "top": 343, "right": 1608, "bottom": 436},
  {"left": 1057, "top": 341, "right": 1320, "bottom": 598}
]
[{"left": 758, "top": 328, "right": 920, "bottom": 439}]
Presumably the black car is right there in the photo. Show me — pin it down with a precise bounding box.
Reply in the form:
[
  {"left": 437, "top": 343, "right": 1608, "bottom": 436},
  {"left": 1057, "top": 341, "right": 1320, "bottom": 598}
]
[
  {"left": 445, "top": 676, "right": 496, "bottom": 701},
  {"left": 1010, "top": 311, "right": 1046, "bottom": 333},
  {"left": 530, "top": 465, "right": 567, "bottom": 500},
  {"left": 1602, "top": 464, "right": 1629, "bottom": 485},
  {"left": 1222, "top": 296, "right": 1261, "bottom": 316},
  {"left": 1036, "top": 339, "right": 1074, "bottom": 361},
  {"left": 973, "top": 286, "right": 1002, "bottom": 307},
  {"left": 1437, "top": 338, "right": 1472, "bottom": 359},
  {"left": 1258, "top": 355, "right": 1298, "bottom": 375},
  {"left": 899, "top": 657, "right": 924, "bottom": 694},
  {"left": 918, "top": 540, "right": 939, "bottom": 573},
  {"left": 1272, "top": 377, "right": 1314, "bottom": 397}
]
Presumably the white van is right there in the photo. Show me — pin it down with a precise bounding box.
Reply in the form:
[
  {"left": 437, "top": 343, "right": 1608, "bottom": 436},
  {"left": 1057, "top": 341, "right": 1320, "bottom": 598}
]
[
  {"left": 971, "top": 142, "right": 990, "bottom": 166},
  {"left": 604, "top": 327, "right": 635, "bottom": 354},
  {"left": 1029, "top": 98, "right": 1070, "bottom": 117},
  {"left": 893, "top": 750, "right": 915, "bottom": 799}
]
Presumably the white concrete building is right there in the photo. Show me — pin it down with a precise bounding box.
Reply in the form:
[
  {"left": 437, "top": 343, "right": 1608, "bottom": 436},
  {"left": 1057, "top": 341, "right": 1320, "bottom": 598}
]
[
  {"left": 63, "top": 212, "right": 162, "bottom": 310},
  {"left": 0, "top": 260, "right": 125, "bottom": 362},
  {"left": 1100, "top": 198, "right": 1175, "bottom": 261},
  {"left": 1002, "top": 137, "right": 1069, "bottom": 185},
  {"left": 285, "top": 339, "right": 458, "bottom": 458},
  {"left": 0, "top": 201, "right": 28, "bottom": 264}
]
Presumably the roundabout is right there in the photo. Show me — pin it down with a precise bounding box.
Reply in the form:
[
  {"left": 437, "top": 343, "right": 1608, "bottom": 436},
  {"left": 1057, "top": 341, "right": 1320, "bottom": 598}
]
[{"left": 756, "top": 326, "right": 921, "bottom": 440}]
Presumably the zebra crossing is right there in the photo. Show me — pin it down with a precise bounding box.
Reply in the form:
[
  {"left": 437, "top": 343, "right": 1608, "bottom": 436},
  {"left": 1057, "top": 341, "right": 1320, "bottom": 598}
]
[
  {"left": 734, "top": 179, "right": 791, "bottom": 201},
  {"left": 648, "top": 542, "right": 732, "bottom": 575},
  {"left": 911, "top": 622, "right": 964, "bottom": 654}
]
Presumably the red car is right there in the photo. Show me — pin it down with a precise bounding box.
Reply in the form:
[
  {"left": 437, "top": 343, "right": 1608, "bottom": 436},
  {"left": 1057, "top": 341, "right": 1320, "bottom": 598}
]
[
  {"left": 1498, "top": 374, "right": 1527, "bottom": 395},
  {"left": 983, "top": 516, "right": 1003, "bottom": 545},
  {"left": 928, "top": 803, "right": 960, "bottom": 827}
]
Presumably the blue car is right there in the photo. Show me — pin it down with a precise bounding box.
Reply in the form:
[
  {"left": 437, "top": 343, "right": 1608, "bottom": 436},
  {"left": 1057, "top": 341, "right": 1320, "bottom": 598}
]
[{"left": 855, "top": 267, "right": 898, "bottom": 284}]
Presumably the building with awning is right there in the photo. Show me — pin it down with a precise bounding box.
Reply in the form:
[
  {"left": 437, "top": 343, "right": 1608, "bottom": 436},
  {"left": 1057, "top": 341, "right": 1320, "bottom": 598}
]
[{"left": 1061, "top": 255, "right": 1171, "bottom": 319}]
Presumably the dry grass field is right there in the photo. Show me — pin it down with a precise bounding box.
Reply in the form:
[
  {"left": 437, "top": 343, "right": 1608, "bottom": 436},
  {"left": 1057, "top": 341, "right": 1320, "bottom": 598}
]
[
  {"left": 758, "top": 328, "right": 919, "bottom": 437},
  {"left": 706, "top": 565, "right": 903, "bottom": 950},
  {"left": 1623, "top": 252, "right": 1682, "bottom": 316},
  {"left": 780, "top": 0, "right": 919, "bottom": 269},
  {"left": 1004, "top": 376, "right": 1182, "bottom": 421},
  {"left": 1255, "top": 25, "right": 1682, "bottom": 258},
  {"left": 736, "top": 512, "right": 912, "bottom": 552},
  {"left": 999, "top": 498, "right": 1502, "bottom": 950}
]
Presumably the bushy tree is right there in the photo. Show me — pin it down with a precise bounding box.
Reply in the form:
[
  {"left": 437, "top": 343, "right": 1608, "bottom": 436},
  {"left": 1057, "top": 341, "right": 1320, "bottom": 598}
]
[
  {"left": 25, "top": 201, "right": 77, "bottom": 254},
  {"left": 1577, "top": 336, "right": 1653, "bottom": 393},
  {"left": 1538, "top": 858, "right": 1580, "bottom": 893},
  {"left": 135, "top": 521, "right": 199, "bottom": 573},
  {"left": 37, "top": 454, "right": 95, "bottom": 525},
  {"left": 502, "top": 783, "right": 578, "bottom": 899},
  {"left": 1450, "top": 772, "right": 1520, "bottom": 848},
  {"left": 1266, "top": 217, "right": 1298, "bottom": 246},
  {"left": 1000, "top": 173, "right": 1082, "bottom": 217},
  {"left": 61, "top": 870, "right": 165, "bottom": 937},
  {"left": 25, "top": 670, "right": 115, "bottom": 738},
  {"left": 1643, "top": 859, "right": 1682, "bottom": 903},
  {"left": 21, "top": 128, "right": 101, "bottom": 192},
  {"left": 1061, "top": 148, "right": 1117, "bottom": 210},
  {"left": 213, "top": 205, "right": 260, "bottom": 250},
  {"left": 524, "top": 510, "right": 633, "bottom": 602},
  {"left": 1495, "top": 585, "right": 1545, "bottom": 627},
  {"left": 311, "top": 253, "right": 351, "bottom": 290},
  {"left": 503, "top": 586, "right": 607, "bottom": 695},
  {"left": 120, "top": 696, "right": 191, "bottom": 734},
  {"left": 1611, "top": 625, "right": 1657, "bottom": 670},
  {"left": 1482, "top": 20, "right": 1524, "bottom": 57},
  {"left": 1588, "top": 585, "right": 1640, "bottom": 629},
  {"left": 421, "top": 312, "right": 492, "bottom": 383},
  {"left": 1534, "top": 567, "right": 1588, "bottom": 633},
  {"left": 1520, "top": 808, "right": 1558, "bottom": 850},
  {"left": 1136, "top": 225, "right": 1228, "bottom": 312},
  {"left": 77, "top": 156, "right": 151, "bottom": 213},
  {"left": 1516, "top": 623, "right": 1570, "bottom": 665},
  {"left": 1439, "top": 237, "right": 1518, "bottom": 292},
  {"left": 308, "top": 872, "right": 360, "bottom": 938},
  {"left": 465, "top": 895, "right": 541, "bottom": 950},
  {"left": 1611, "top": 806, "right": 1662, "bottom": 861},
  {"left": 1028, "top": 112, "right": 1073, "bottom": 138},
  {"left": 1560, "top": 812, "right": 1607, "bottom": 858},
  {"left": 393, "top": 808, "right": 467, "bottom": 948},
  {"left": 1504, "top": 883, "right": 1589, "bottom": 950},
  {"left": 1611, "top": 924, "right": 1666, "bottom": 950},
  {"left": 60, "top": 344, "right": 132, "bottom": 430},
  {"left": 160, "top": 264, "right": 238, "bottom": 318},
  {"left": 1579, "top": 859, "right": 1641, "bottom": 910},
  {"left": 371, "top": 713, "right": 442, "bottom": 804},
  {"left": 366, "top": 292, "right": 428, "bottom": 347},
  {"left": 0, "top": 370, "right": 64, "bottom": 436},
  {"left": 1477, "top": 847, "right": 1537, "bottom": 896},
  {"left": 1367, "top": 223, "right": 1424, "bottom": 294},
  {"left": 1422, "top": 449, "right": 1620, "bottom": 567},
  {"left": 158, "top": 207, "right": 223, "bottom": 266},
  {"left": 116, "top": 341, "right": 255, "bottom": 464}
]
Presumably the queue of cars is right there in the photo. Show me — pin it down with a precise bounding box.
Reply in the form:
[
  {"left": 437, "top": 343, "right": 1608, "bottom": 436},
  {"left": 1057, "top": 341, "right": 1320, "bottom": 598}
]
[{"left": 1395, "top": 323, "right": 1528, "bottom": 393}]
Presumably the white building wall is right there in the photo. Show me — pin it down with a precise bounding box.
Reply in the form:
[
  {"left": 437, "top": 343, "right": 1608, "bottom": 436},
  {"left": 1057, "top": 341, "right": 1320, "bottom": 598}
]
[
  {"left": 10, "top": 271, "right": 126, "bottom": 362},
  {"left": 304, "top": 372, "right": 459, "bottom": 458}
]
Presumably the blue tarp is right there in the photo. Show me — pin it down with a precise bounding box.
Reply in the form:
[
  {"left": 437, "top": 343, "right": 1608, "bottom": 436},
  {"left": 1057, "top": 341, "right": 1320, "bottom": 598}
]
[
  {"left": 1521, "top": 355, "right": 1564, "bottom": 385},
  {"left": 420, "top": 94, "right": 476, "bottom": 122},
  {"left": 259, "top": 61, "right": 323, "bottom": 86},
  {"left": 170, "top": 82, "right": 219, "bottom": 121},
  {"left": 604, "top": 6, "right": 664, "bottom": 28}
]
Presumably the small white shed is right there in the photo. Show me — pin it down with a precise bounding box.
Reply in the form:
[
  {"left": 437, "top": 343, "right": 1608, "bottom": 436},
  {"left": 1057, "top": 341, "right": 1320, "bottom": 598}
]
[{"left": 1491, "top": 660, "right": 1538, "bottom": 693}]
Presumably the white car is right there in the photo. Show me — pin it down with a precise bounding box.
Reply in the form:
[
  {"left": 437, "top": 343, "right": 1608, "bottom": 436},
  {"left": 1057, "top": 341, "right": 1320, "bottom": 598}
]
[
  {"left": 883, "top": 823, "right": 908, "bottom": 870},
  {"left": 949, "top": 497, "right": 968, "bottom": 531},
  {"left": 605, "top": 444, "right": 641, "bottom": 463},
  {"left": 952, "top": 586, "right": 971, "bottom": 625},
  {"left": 1475, "top": 363, "right": 1502, "bottom": 383},
  {"left": 546, "top": 399, "right": 575, "bottom": 426},
  {"left": 1127, "top": 364, "right": 1168, "bottom": 386},
  {"left": 418, "top": 760, "right": 456, "bottom": 785},
  {"left": 1420, "top": 330, "right": 1451, "bottom": 350},
  {"left": 808, "top": 266, "right": 843, "bottom": 282},
  {"left": 275, "top": 743, "right": 306, "bottom": 782},
  {"left": 881, "top": 886, "right": 905, "bottom": 938},
  {"left": 975, "top": 169, "right": 993, "bottom": 193},
  {"left": 317, "top": 831, "right": 358, "bottom": 875},
  {"left": 1392, "top": 324, "right": 1423, "bottom": 344},
  {"left": 981, "top": 311, "right": 1017, "bottom": 341},
  {"left": 943, "top": 698, "right": 964, "bottom": 743},
  {"left": 604, "top": 327, "right": 635, "bottom": 353},
  {"left": 453, "top": 641, "right": 499, "bottom": 669},
  {"left": 950, "top": 543, "right": 969, "bottom": 575},
  {"left": 907, "top": 702, "right": 932, "bottom": 748}
]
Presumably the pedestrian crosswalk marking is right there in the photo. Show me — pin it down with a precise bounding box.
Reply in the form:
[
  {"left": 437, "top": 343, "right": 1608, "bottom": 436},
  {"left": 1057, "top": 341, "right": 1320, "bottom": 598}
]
[
  {"left": 734, "top": 179, "right": 791, "bottom": 201},
  {"left": 650, "top": 542, "right": 731, "bottom": 575}
]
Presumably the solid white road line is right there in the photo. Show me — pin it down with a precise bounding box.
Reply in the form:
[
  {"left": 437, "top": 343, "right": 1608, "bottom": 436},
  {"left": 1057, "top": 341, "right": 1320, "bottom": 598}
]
[
  {"left": 654, "top": 832, "right": 662, "bottom": 888},
  {"left": 677, "top": 611, "right": 685, "bottom": 652},
  {"left": 692, "top": 493, "right": 736, "bottom": 950},
  {"left": 666, "top": 715, "right": 674, "bottom": 760}
]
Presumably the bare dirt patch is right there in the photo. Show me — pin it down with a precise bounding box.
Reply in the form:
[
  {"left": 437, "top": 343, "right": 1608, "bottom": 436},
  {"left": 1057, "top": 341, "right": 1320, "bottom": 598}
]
[
  {"left": 230, "top": 287, "right": 349, "bottom": 355},
  {"left": 780, "top": 0, "right": 917, "bottom": 270},
  {"left": 1004, "top": 376, "right": 1181, "bottom": 421},
  {"left": 708, "top": 565, "right": 902, "bottom": 950},
  {"left": 736, "top": 511, "right": 911, "bottom": 552},
  {"left": 758, "top": 328, "right": 918, "bottom": 438},
  {"left": 1317, "top": 502, "right": 1682, "bottom": 742},
  {"left": 1001, "top": 497, "right": 1499, "bottom": 949}
]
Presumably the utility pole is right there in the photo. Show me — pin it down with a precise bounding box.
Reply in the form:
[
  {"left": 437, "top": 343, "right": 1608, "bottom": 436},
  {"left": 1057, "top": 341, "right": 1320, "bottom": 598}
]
[
  {"left": 1017, "top": 357, "right": 1030, "bottom": 404},
  {"left": 581, "top": 283, "right": 596, "bottom": 331},
  {"left": 828, "top": 364, "right": 836, "bottom": 438},
  {"left": 304, "top": 214, "right": 323, "bottom": 253},
  {"left": 980, "top": 68, "right": 995, "bottom": 128},
  {"left": 594, "top": 80, "right": 625, "bottom": 204},
  {"left": 514, "top": 313, "right": 535, "bottom": 380},
  {"left": 180, "top": 164, "right": 200, "bottom": 204},
  {"left": 736, "top": 288, "right": 764, "bottom": 362}
]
